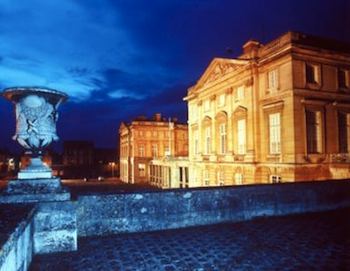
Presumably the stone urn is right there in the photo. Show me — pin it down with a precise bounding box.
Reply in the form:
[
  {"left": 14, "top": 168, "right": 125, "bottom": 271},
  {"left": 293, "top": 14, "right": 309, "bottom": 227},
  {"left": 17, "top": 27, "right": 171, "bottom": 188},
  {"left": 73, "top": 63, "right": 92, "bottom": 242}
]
[{"left": 2, "top": 87, "right": 68, "bottom": 179}]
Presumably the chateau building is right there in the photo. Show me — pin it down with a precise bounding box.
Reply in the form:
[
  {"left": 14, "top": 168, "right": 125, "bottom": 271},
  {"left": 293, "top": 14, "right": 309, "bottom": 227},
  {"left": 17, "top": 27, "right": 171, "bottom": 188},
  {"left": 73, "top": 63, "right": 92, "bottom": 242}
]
[
  {"left": 119, "top": 113, "right": 188, "bottom": 184},
  {"left": 184, "top": 31, "right": 350, "bottom": 186}
]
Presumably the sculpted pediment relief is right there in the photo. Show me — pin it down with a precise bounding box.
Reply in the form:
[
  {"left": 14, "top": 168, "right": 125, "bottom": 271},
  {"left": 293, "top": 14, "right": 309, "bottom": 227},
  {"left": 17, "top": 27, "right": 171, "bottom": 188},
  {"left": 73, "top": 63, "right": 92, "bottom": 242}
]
[{"left": 196, "top": 58, "right": 249, "bottom": 89}]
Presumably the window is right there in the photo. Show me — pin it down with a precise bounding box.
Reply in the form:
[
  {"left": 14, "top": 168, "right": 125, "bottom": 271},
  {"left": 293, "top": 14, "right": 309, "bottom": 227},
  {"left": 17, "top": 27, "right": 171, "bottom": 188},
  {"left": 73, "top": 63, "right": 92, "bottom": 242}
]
[
  {"left": 268, "top": 69, "right": 278, "bottom": 91},
  {"left": 139, "top": 145, "right": 145, "bottom": 157},
  {"left": 305, "top": 63, "right": 319, "bottom": 84},
  {"left": 270, "top": 175, "right": 281, "bottom": 183},
  {"left": 204, "top": 100, "right": 210, "bottom": 112},
  {"left": 236, "top": 86, "right": 244, "bottom": 101},
  {"left": 205, "top": 126, "right": 211, "bottom": 154},
  {"left": 306, "top": 110, "right": 322, "bottom": 153},
  {"left": 204, "top": 170, "right": 210, "bottom": 186},
  {"left": 237, "top": 119, "right": 246, "bottom": 154},
  {"left": 190, "top": 104, "right": 198, "bottom": 121},
  {"left": 152, "top": 131, "right": 157, "bottom": 137},
  {"left": 338, "top": 113, "right": 350, "bottom": 153},
  {"left": 138, "top": 163, "right": 145, "bottom": 177},
  {"left": 217, "top": 171, "right": 224, "bottom": 186},
  {"left": 152, "top": 144, "right": 158, "bottom": 157},
  {"left": 269, "top": 113, "right": 281, "bottom": 154},
  {"left": 338, "top": 69, "right": 349, "bottom": 89},
  {"left": 218, "top": 93, "right": 225, "bottom": 107},
  {"left": 219, "top": 123, "right": 227, "bottom": 154},
  {"left": 194, "top": 130, "right": 199, "bottom": 154},
  {"left": 235, "top": 173, "right": 243, "bottom": 185},
  {"left": 164, "top": 145, "right": 170, "bottom": 156}
]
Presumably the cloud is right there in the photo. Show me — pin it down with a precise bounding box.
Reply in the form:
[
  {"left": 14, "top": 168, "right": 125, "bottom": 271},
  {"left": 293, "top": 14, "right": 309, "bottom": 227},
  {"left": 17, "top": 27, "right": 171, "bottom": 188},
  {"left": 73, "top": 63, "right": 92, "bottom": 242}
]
[
  {"left": 0, "top": 0, "right": 177, "bottom": 101},
  {"left": 108, "top": 89, "right": 144, "bottom": 100}
]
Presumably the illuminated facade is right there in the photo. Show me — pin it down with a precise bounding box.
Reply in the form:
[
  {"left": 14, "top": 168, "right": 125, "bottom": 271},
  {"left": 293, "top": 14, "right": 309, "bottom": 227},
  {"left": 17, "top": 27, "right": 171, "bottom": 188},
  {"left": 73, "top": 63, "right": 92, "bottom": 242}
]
[
  {"left": 119, "top": 113, "right": 188, "bottom": 184},
  {"left": 184, "top": 31, "right": 350, "bottom": 186}
]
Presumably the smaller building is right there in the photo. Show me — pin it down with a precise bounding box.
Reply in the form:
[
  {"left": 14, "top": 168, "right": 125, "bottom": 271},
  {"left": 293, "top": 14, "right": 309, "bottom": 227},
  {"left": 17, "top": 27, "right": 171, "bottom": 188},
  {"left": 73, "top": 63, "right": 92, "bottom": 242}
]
[{"left": 119, "top": 113, "right": 188, "bottom": 184}]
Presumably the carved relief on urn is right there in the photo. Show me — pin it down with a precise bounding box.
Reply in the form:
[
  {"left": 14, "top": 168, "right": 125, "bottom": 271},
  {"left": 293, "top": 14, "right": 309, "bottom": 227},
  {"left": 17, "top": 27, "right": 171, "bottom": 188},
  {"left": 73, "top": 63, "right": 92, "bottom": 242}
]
[{"left": 2, "top": 87, "right": 68, "bottom": 179}]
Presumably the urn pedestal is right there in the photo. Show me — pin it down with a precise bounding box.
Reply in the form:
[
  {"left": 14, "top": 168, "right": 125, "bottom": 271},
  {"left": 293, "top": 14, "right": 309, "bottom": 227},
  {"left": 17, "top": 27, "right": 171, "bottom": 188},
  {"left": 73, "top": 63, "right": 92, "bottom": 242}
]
[{"left": 0, "top": 87, "right": 70, "bottom": 203}]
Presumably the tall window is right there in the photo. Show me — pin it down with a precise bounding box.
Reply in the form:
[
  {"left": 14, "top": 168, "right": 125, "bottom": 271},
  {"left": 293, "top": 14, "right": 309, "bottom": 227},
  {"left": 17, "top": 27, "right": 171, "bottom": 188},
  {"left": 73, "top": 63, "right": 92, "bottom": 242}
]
[
  {"left": 236, "top": 86, "right": 244, "bottom": 101},
  {"left": 138, "top": 163, "right": 145, "bottom": 177},
  {"left": 219, "top": 123, "right": 227, "bottom": 154},
  {"left": 338, "top": 69, "right": 348, "bottom": 89},
  {"left": 235, "top": 173, "right": 243, "bottom": 185},
  {"left": 164, "top": 145, "right": 170, "bottom": 156},
  {"left": 205, "top": 126, "right": 211, "bottom": 154},
  {"left": 338, "top": 113, "right": 350, "bottom": 153},
  {"left": 204, "top": 170, "right": 209, "bottom": 186},
  {"left": 217, "top": 171, "right": 224, "bottom": 186},
  {"left": 269, "top": 113, "right": 281, "bottom": 154},
  {"left": 218, "top": 93, "right": 225, "bottom": 107},
  {"left": 306, "top": 110, "right": 322, "bottom": 153},
  {"left": 306, "top": 63, "right": 319, "bottom": 84},
  {"left": 268, "top": 69, "right": 278, "bottom": 91},
  {"left": 237, "top": 119, "right": 246, "bottom": 154},
  {"left": 152, "top": 144, "right": 158, "bottom": 157},
  {"left": 204, "top": 100, "right": 210, "bottom": 112},
  {"left": 194, "top": 130, "right": 199, "bottom": 154},
  {"left": 139, "top": 145, "right": 144, "bottom": 157}
]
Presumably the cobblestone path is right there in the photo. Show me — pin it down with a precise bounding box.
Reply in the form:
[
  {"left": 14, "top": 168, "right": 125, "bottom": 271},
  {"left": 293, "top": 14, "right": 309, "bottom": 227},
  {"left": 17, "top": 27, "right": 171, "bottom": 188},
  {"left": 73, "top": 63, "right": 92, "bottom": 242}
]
[{"left": 31, "top": 208, "right": 350, "bottom": 271}]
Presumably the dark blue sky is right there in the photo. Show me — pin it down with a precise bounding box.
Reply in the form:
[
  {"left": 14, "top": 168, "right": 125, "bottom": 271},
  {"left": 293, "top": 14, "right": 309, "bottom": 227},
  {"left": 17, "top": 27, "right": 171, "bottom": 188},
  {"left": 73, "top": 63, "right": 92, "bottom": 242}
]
[{"left": 0, "top": 0, "right": 349, "bottom": 151}]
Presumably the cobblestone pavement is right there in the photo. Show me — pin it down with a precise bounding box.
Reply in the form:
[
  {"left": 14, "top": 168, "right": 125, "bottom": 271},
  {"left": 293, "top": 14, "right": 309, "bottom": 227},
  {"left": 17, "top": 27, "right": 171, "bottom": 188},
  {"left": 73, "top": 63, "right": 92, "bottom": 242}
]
[{"left": 31, "top": 208, "right": 350, "bottom": 271}]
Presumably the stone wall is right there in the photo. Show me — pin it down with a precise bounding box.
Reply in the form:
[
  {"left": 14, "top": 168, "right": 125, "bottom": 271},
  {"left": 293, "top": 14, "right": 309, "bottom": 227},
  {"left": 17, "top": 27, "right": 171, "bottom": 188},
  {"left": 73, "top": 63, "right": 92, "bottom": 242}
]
[
  {"left": 0, "top": 205, "right": 35, "bottom": 271},
  {"left": 77, "top": 180, "right": 350, "bottom": 237}
]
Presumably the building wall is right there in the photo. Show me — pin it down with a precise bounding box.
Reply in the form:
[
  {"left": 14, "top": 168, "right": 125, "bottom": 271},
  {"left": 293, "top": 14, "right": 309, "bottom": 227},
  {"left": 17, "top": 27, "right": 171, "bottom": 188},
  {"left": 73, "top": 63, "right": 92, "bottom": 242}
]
[{"left": 186, "top": 31, "right": 350, "bottom": 186}]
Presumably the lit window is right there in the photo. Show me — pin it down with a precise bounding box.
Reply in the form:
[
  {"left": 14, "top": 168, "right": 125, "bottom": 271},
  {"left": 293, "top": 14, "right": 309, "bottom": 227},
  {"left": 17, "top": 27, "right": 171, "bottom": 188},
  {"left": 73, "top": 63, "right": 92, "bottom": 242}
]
[
  {"left": 204, "top": 170, "right": 210, "bottom": 186},
  {"left": 152, "top": 144, "right": 158, "bottom": 157},
  {"left": 138, "top": 163, "right": 145, "bottom": 177},
  {"left": 218, "top": 93, "right": 225, "bottom": 107},
  {"left": 235, "top": 173, "right": 243, "bottom": 185},
  {"left": 338, "top": 69, "right": 349, "bottom": 89},
  {"left": 338, "top": 113, "right": 350, "bottom": 153},
  {"left": 306, "top": 110, "right": 322, "bottom": 154},
  {"left": 139, "top": 145, "right": 144, "bottom": 157},
  {"left": 269, "top": 113, "right": 281, "bottom": 154},
  {"left": 305, "top": 63, "right": 320, "bottom": 84},
  {"left": 235, "top": 86, "right": 244, "bottom": 101},
  {"left": 164, "top": 145, "right": 170, "bottom": 156},
  {"left": 237, "top": 119, "right": 246, "bottom": 154},
  {"left": 194, "top": 130, "right": 199, "bottom": 154},
  {"left": 219, "top": 123, "right": 227, "bottom": 154},
  {"left": 217, "top": 171, "right": 224, "bottom": 186},
  {"left": 268, "top": 69, "right": 278, "bottom": 91},
  {"left": 205, "top": 126, "right": 211, "bottom": 154},
  {"left": 204, "top": 100, "right": 210, "bottom": 112},
  {"left": 152, "top": 131, "right": 157, "bottom": 137},
  {"left": 190, "top": 104, "right": 198, "bottom": 121},
  {"left": 270, "top": 175, "right": 281, "bottom": 183}
]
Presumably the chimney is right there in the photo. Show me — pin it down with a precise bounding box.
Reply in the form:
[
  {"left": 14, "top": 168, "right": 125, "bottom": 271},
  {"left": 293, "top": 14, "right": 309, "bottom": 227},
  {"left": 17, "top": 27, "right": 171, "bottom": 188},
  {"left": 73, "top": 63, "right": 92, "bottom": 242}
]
[
  {"left": 242, "top": 39, "right": 260, "bottom": 58},
  {"left": 154, "top": 113, "right": 162, "bottom": 122}
]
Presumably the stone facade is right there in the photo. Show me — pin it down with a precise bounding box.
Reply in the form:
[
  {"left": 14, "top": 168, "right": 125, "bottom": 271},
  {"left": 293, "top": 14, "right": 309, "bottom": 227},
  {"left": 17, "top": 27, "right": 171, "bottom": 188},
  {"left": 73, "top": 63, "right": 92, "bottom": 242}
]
[
  {"left": 184, "top": 31, "right": 350, "bottom": 185},
  {"left": 119, "top": 113, "right": 188, "bottom": 184}
]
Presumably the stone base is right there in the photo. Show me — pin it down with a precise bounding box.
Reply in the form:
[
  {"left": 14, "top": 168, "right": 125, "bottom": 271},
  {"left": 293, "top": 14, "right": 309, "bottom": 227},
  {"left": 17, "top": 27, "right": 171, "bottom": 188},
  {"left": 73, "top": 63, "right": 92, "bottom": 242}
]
[{"left": 0, "top": 178, "right": 70, "bottom": 204}]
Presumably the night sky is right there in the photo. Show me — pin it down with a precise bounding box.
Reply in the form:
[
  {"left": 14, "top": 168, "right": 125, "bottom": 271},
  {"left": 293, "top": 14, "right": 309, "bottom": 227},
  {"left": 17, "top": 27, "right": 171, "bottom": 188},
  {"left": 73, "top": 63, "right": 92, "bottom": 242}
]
[{"left": 0, "top": 0, "right": 349, "bottom": 152}]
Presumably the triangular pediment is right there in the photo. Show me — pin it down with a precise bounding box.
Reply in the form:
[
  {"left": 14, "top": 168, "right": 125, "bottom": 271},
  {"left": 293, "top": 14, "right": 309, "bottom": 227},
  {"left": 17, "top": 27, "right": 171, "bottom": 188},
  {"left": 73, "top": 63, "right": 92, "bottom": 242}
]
[{"left": 194, "top": 58, "right": 249, "bottom": 90}]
